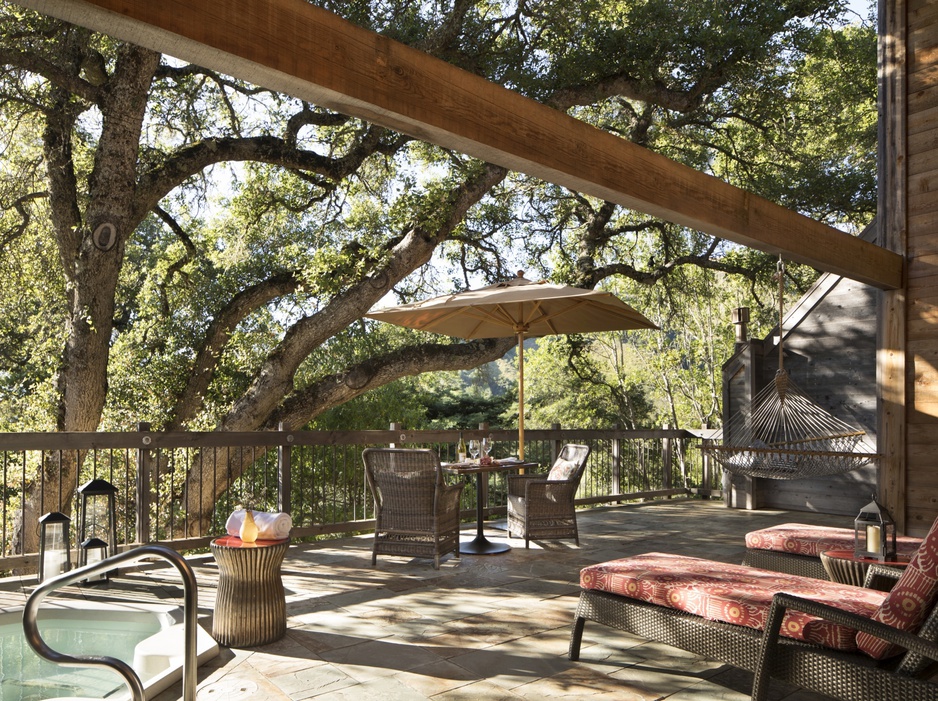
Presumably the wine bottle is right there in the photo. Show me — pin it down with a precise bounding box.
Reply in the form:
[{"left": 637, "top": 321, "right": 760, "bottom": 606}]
[{"left": 457, "top": 431, "right": 467, "bottom": 463}]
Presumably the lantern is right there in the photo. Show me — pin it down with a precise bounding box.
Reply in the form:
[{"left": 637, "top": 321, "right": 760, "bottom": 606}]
[
  {"left": 80, "top": 536, "right": 110, "bottom": 583},
  {"left": 78, "top": 478, "right": 118, "bottom": 578},
  {"left": 38, "top": 511, "right": 71, "bottom": 582},
  {"left": 854, "top": 496, "right": 897, "bottom": 561}
]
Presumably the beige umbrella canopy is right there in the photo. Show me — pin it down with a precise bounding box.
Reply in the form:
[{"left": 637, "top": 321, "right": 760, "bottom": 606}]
[{"left": 365, "top": 272, "right": 657, "bottom": 459}]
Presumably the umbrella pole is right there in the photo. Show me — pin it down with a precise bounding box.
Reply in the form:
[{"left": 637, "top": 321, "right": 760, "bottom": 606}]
[{"left": 517, "top": 330, "right": 525, "bottom": 462}]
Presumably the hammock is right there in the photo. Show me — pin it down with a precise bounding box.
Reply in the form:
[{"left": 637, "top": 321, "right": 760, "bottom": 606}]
[{"left": 704, "top": 260, "right": 880, "bottom": 480}]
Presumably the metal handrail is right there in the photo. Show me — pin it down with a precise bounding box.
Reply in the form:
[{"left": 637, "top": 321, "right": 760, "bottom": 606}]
[{"left": 23, "top": 543, "right": 199, "bottom": 701}]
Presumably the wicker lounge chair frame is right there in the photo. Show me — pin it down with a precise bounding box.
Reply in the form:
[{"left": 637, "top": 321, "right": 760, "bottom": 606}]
[
  {"left": 363, "top": 448, "right": 464, "bottom": 569},
  {"left": 569, "top": 566, "right": 938, "bottom": 701},
  {"left": 507, "top": 444, "right": 590, "bottom": 548},
  {"left": 743, "top": 547, "right": 829, "bottom": 580}
]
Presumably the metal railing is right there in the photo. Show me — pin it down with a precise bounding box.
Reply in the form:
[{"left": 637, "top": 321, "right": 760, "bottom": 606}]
[
  {"left": 0, "top": 425, "right": 721, "bottom": 573},
  {"left": 23, "top": 543, "right": 199, "bottom": 701}
]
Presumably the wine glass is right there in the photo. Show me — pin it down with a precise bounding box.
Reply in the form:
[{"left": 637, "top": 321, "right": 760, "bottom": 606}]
[
  {"left": 480, "top": 437, "right": 491, "bottom": 461},
  {"left": 468, "top": 440, "right": 481, "bottom": 462}
]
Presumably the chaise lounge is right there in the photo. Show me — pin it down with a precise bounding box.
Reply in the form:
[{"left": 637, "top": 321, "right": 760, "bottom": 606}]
[
  {"left": 744, "top": 522, "right": 922, "bottom": 580},
  {"left": 569, "top": 517, "right": 938, "bottom": 700}
]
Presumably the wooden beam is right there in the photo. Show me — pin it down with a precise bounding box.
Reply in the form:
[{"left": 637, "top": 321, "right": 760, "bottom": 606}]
[{"left": 19, "top": 0, "right": 904, "bottom": 289}]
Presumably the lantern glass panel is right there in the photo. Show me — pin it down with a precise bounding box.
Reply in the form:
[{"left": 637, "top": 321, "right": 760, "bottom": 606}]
[
  {"left": 44, "top": 522, "right": 67, "bottom": 577},
  {"left": 39, "top": 512, "right": 71, "bottom": 582},
  {"left": 81, "top": 536, "right": 109, "bottom": 583}
]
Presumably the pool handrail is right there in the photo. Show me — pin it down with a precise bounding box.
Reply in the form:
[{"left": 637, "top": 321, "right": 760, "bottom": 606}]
[{"left": 22, "top": 543, "right": 199, "bottom": 701}]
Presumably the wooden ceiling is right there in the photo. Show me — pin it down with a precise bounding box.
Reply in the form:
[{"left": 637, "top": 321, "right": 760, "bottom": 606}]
[{"left": 19, "top": 0, "right": 904, "bottom": 290}]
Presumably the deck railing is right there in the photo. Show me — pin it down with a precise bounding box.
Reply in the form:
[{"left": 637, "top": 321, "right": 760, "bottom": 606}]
[{"left": 0, "top": 425, "right": 720, "bottom": 573}]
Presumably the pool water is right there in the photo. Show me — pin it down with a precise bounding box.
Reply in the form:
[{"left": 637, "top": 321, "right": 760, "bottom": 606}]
[{"left": 0, "top": 604, "right": 173, "bottom": 701}]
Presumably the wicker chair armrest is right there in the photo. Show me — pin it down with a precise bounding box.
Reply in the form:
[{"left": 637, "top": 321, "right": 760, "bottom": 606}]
[
  {"left": 524, "top": 479, "right": 577, "bottom": 501},
  {"left": 507, "top": 473, "right": 548, "bottom": 496},
  {"left": 752, "top": 592, "right": 938, "bottom": 701},
  {"left": 437, "top": 482, "right": 465, "bottom": 512}
]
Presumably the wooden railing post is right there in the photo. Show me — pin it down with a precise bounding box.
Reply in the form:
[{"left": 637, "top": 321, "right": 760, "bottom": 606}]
[
  {"left": 389, "top": 422, "right": 404, "bottom": 448},
  {"left": 662, "top": 424, "right": 672, "bottom": 491},
  {"left": 551, "top": 423, "right": 562, "bottom": 465},
  {"left": 135, "top": 422, "right": 152, "bottom": 544},
  {"left": 277, "top": 422, "right": 292, "bottom": 515},
  {"left": 611, "top": 425, "right": 622, "bottom": 499}
]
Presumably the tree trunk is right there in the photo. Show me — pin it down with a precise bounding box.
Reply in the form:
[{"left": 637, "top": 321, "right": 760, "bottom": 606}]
[{"left": 15, "top": 44, "right": 160, "bottom": 557}]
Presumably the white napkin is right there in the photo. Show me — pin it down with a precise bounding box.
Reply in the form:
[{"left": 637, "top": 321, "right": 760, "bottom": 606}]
[{"left": 225, "top": 509, "right": 293, "bottom": 539}]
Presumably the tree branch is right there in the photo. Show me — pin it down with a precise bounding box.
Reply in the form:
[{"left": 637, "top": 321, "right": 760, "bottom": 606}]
[
  {"left": 218, "top": 162, "right": 509, "bottom": 431},
  {"left": 0, "top": 46, "right": 101, "bottom": 104},
  {"left": 166, "top": 271, "right": 303, "bottom": 430},
  {"left": 153, "top": 205, "right": 199, "bottom": 315},
  {"left": 1, "top": 190, "right": 48, "bottom": 248},
  {"left": 269, "top": 337, "right": 516, "bottom": 429},
  {"left": 133, "top": 130, "right": 407, "bottom": 224}
]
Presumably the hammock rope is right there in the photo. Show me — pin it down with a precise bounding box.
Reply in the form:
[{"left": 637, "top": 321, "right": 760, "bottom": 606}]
[{"left": 705, "top": 258, "right": 879, "bottom": 480}]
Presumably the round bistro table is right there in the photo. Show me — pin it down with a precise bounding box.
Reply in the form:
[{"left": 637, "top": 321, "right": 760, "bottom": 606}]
[
  {"left": 210, "top": 535, "right": 290, "bottom": 647},
  {"left": 442, "top": 461, "right": 538, "bottom": 555},
  {"left": 819, "top": 549, "right": 910, "bottom": 587}
]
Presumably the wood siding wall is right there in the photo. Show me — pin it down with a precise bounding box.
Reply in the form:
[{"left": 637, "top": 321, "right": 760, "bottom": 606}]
[{"left": 904, "top": 0, "right": 938, "bottom": 535}]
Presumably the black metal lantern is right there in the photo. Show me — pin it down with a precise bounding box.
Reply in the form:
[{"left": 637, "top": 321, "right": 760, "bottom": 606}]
[
  {"left": 78, "top": 478, "right": 118, "bottom": 574},
  {"left": 80, "top": 536, "right": 110, "bottom": 583},
  {"left": 38, "top": 511, "right": 71, "bottom": 582},
  {"left": 854, "top": 496, "right": 897, "bottom": 561}
]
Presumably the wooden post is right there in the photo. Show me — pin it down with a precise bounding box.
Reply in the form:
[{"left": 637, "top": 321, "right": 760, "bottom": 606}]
[
  {"left": 611, "top": 425, "right": 622, "bottom": 500},
  {"left": 877, "top": 0, "right": 907, "bottom": 533},
  {"left": 551, "top": 423, "right": 562, "bottom": 465},
  {"left": 662, "top": 424, "right": 672, "bottom": 493},
  {"left": 135, "top": 422, "right": 151, "bottom": 544},
  {"left": 389, "top": 422, "right": 403, "bottom": 448},
  {"left": 277, "top": 422, "right": 292, "bottom": 515}
]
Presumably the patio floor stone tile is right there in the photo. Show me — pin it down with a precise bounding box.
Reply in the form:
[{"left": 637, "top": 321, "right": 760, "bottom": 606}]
[
  {"left": 428, "top": 678, "right": 526, "bottom": 699},
  {"left": 267, "top": 661, "right": 359, "bottom": 699},
  {"left": 315, "top": 637, "right": 451, "bottom": 682},
  {"left": 446, "top": 643, "right": 575, "bottom": 690},
  {"left": 10, "top": 500, "right": 850, "bottom": 701}
]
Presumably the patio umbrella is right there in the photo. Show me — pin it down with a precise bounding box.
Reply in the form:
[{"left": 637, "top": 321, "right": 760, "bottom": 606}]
[{"left": 365, "top": 272, "right": 657, "bottom": 459}]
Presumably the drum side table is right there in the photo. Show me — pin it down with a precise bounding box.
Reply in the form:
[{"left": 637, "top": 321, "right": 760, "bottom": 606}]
[{"left": 210, "top": 535, "right": 289, "bottom": 647}]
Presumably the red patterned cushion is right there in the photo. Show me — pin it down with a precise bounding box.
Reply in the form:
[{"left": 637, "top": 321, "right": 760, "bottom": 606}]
[
  {"left": 746, "top": 523, "right": 921, "bottom": 558},
  {"left": 581, "top": 553, "right": 886, "bottom": 651},
  {"left": 857, "top": 516, "right": 938, "bottom": 659}
]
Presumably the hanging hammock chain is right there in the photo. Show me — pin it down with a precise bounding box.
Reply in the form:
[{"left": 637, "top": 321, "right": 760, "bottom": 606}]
[{"left": 777, "top": 256, "right": 785, "bottom": 375}]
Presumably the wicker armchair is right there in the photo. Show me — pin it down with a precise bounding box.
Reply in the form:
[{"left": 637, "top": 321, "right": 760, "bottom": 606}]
[
  {"left": 362, "top": 448, "right": 464, "bottom": 569},
  {"left": 507, "top": 444, "right": 590, "bottom": 548}
]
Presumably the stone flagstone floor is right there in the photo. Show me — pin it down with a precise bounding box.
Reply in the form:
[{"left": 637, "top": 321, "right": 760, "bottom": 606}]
[{"left": 5, "top": 499, "right": 855, "bottom": 700}]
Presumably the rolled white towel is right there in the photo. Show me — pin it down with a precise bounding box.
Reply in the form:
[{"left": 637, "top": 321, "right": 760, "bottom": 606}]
[{"left": 225, "top": 509, "right": 292, "bottom": 540}]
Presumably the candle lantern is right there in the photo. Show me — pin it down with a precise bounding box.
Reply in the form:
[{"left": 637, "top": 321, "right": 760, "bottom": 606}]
[
  {"left": 854, "top": 496, "right": 897, "bottom": 561},
  {"left": 77, "top": 478, "right": 118, "bottom": 578},
  {"left": 38, "top": 511, "right": 71, "bottom": 582},
  {"left": 80, "top": 536, "right": 110, "bottom": 583}
]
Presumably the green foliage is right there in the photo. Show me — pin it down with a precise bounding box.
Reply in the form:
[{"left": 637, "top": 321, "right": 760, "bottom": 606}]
[{"left": 0, "top": 0, "right": 876, "bottom": 440}]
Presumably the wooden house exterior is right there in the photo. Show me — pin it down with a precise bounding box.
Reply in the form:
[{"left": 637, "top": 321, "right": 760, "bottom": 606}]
[{"left": 12, "top": 0, "right": 938, "bottom": 535}]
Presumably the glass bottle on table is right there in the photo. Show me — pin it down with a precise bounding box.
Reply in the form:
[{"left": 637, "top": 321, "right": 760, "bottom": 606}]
[{"left": 457, "top": 431, "right": 467, "bottom": 463}]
